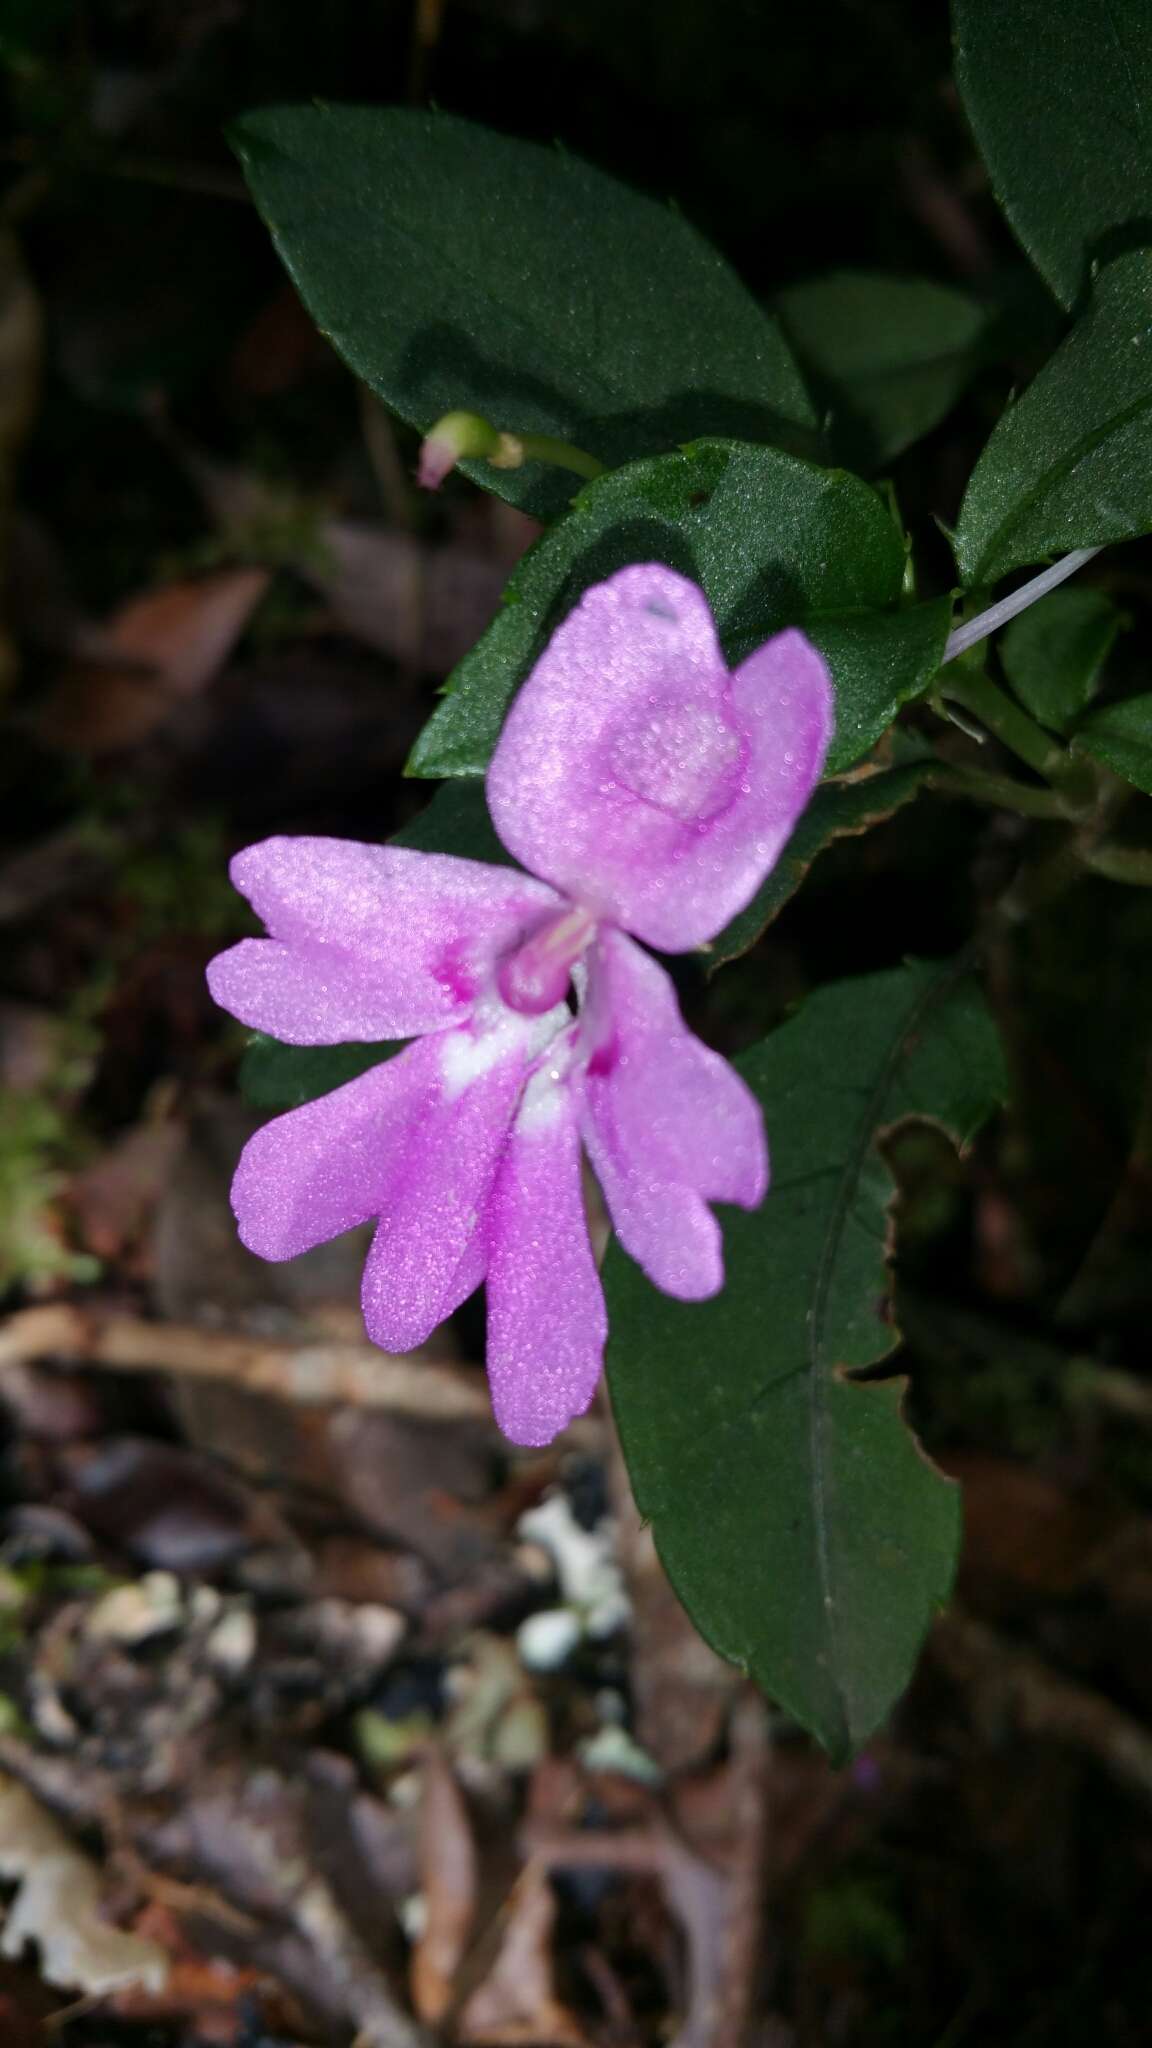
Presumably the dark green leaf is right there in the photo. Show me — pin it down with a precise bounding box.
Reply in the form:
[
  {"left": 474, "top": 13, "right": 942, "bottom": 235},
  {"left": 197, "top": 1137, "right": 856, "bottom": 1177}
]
[
  {"left": 391, "top": 779, "right": 512, "bottom": 865},
  {"left": 232, "top": 105, "right": 815, "bottom": 521},
  {"left": 954, "top": 252, "right": 1152, "bottom": 586},
  {"left": 408, "top": 439, "right": 950, "bottom": 780},
  {"left": 808, "top": 601, "right": 952, "bottom": 773},
  {"left": 604, "top": 958, "right": 1005, "bottom": 1758},
  {"left": 955, "top": 0, "right": 1152, "bottom": 310},
  {"left": 239, "top": 1033, "right": 403, "bottom": 1110},
  {"left": 709, "top": 763, "right": 930, "bottom": 967},
  {"left": 777, "top": 271, "right": 987, "bottom": 470},
  {"left": 1001, "top": 585, "right": 1122, "bottom": 732},
  {"left": 1073, "top": 692, "right": 1152, "bottom": 791}
]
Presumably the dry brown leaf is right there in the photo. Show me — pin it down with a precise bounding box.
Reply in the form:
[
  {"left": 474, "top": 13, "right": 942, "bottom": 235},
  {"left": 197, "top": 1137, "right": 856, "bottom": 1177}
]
[
  {"left": 608, "top": 1435, "right": 736, "bottom": 1773},
  {"left": 409, "top": 1748, "right": 478, "bottom": 2023},
  {"left": 69, "top": 1118, "right": 186, "bottom": 1263},
  {"left": 57, "top": 1435, "right": 258, "bottom": 1573},
  {"left": 41, "top": 566, "right": 269, "bottom": 752},
  {"left": 137, "top": 1765, "right": 424, "bottom": 2047},
  {"left": 460, "top": 1868, "right": 585, "bottom": 2047},
  {"left": 0, "top": 1773, "right": 168, "bottom": 1997},
  {"left": 300, "top": 519, "right": 516, "bottom": 676},
  {"left": 108, "top": 1902, "right": 269, "bottom": 2045}
]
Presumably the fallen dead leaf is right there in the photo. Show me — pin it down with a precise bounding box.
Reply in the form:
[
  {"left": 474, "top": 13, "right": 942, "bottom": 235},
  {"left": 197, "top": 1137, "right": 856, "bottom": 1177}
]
[
  {"left": 460, "top": 1867, "right": 586, "bottom": 2046},
  {"left": 135, "top": 1763, "right": 424, "bottom": 2046},
  {"left": 69, "top": 1116, "right": 186, "bottom": 1264},
  {"left": 40, "top": 565, "right": 269, "bottom": 752},
  {"left": 109, "top": 1902, "right": 269, "bottom": 2045},
  {"left": 608, "top": 1436, "right": 736, "bottom": 1773},
  {"left": 409, "top": 1747, "right": 478, "bottom": 2023},
  {"left": 173, "top": 435, "right": 532, "bottom": 673},
  {"left": 0, "top": 1772, "right": 168, "bottom": 1997},
  {"left": 56, "top": 1435, "right": 260, "bottom": 1572}
]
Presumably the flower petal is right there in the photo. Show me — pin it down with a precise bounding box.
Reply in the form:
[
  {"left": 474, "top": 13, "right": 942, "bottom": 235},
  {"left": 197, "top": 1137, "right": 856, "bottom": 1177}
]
[
  {"left": 208, "top": 839, "right": 560, "bottom": 1044},
  {"left": 485, "top": 1075, "right": 606, "bottom": 1446},
  {"left": 585, "top": 930, "right": 767, "bottom": 1204},
  {"left": 719, "top": 624, "right": 835, "bottom": 911},
  {"left": 486, "top": 565, "right": 833, "bottom": 951},
  {"left": 230, "top": 1040, "right": 436, "bottom": 1262},
  {"left": 231, "top": 1009, "right": 568, "bottom": 1356},
  {"left": 584, "top": 1149, "right": 723, "bottom": 1301},
  {"left": 360, "top": 1006, "right": 565, "bottom": 1353},
  {"left": 580, "top": 929, "right": 767, "bottom": 1299}
]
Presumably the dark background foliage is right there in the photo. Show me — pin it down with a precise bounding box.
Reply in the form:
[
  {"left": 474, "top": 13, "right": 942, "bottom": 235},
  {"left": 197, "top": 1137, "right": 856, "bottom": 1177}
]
[{"left": 1, "top": 2, "right": 1152, "bottom": 2044}]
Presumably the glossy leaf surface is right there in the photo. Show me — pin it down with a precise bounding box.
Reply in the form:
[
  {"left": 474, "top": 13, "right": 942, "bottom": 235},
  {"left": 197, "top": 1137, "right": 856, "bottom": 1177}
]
[
  {"left": 778, "top": 270, "right": 986, "bottom": 470},
  {"left": 709, "top": 763, "right": 930, "bottom": 967},
  {"left": 410, "top": 440, "right": 949, "bottom": 779},
  {"left": 955, "top": 0, "right": 1152, "bottom": 308},
  {"left": 233, "top": 105, "right": 815, "bottom": 519},
  {"left": 1001, "top": 585, "right": 1121, "bottom": 732},
  {"left": 1073, "top": 693, "right": 1152, "bottom": 792},
  {"left": 955, "top": 254, "right": 1152, "bottom": 586},
  {"left": 604, "top": 958, "right": 1004, "bottom": 1758}
]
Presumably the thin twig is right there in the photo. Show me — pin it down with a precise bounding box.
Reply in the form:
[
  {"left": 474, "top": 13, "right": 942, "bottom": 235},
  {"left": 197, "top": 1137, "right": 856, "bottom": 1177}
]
[
  {"left": 0, "top": 1305, "right": 478, "bottom": 1420},
  {"left": 0, "top": 1302, "right": 605, "bottom": 1444},
  {"left": 707, "top": 1694, "right": 773, "bottom": 2048}
]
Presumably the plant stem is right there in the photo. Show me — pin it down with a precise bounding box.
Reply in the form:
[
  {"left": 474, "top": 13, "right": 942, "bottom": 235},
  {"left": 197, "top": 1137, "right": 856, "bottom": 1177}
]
[
  {"left": 938, "top": 666, "right": 1068, "bottom": 782},
  {"left": 489, "top": 431, "right": 605, "bottom": 480},
  {"left": 938, "top": 548, "right": 1107, "bottom": 804},
  {"left": 995, "top": 828, "right": 1086, "bottom": 922},
  {"left": 942, "top": 547, "right": 1102, "bottom": 663},
  {"left": 1082, "top": 843, "right": 1152, "bottom": 886},
  {"left": 926, "top": 764, "right": 1067, "bottom": 819},
  {"left": 418, "top": 411, "right": 604, "bottom": 489}
]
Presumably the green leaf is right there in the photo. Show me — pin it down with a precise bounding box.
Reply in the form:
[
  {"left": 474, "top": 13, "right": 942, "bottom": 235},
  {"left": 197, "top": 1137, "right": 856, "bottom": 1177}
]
[
  {"left": 408, "top": 439, "right": 950, "bottom": 780},
  {"left": 232, "top": 105, "right": 815, "bottom": 521},
  {"left": 603, "top": 958, "right": 1005, "bottom": 1759},
  {"left": 954, "top": 0, "right": 1152, "bottom": 310},
  {"left": 390, "top": 779, "right": 512, "bottom": 864},
  {"left": 809, "top": 602, "right": 952, "bottom": 773},
  {"left": 1073, "top": 692, "right": 1152, "bottom": 791},
  {"left": 777, "top": 271, "right": 987, "bottom": 471},
  {"left": 239, "top": 1033, "right": 402, "bottom": 1110},
  {"left": 1000, "top": 585, "right": 1122, "bottom": 733},
  {"left": 954, "top": 252, "right": 1152, "bottom": 586},
  {"left": 709, "top": 763, "right": 930, "bottom": 968}
]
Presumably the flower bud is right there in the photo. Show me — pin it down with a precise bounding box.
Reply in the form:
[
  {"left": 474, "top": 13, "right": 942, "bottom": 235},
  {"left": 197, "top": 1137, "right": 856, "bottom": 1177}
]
[{"left": 416, "top": 409, "right": 502, "bottom": 490}]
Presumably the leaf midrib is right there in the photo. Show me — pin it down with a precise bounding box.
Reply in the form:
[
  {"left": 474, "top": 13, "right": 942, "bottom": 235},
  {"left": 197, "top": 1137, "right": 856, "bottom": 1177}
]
[{"left": 970, "top": 369, "right": 1152, "bottom": 581}]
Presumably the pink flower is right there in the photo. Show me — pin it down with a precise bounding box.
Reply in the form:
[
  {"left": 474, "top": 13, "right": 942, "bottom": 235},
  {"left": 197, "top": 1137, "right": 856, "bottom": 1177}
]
[{"left": 206, "top": 565, "right": 833, "bottom": 1445}]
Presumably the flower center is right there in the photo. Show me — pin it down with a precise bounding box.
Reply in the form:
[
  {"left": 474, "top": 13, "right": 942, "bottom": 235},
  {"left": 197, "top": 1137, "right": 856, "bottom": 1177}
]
[
  {"left": 606, "top": 700, "right": 743, "bottom": 821},
  {"left": 498, "top": 906, "right": 597, "bottom": 1016}
]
